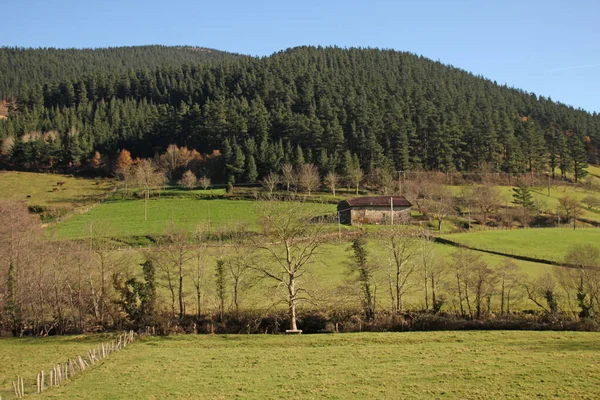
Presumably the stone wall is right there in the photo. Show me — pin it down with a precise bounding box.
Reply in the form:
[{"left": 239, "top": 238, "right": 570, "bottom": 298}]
[{"left": 350, "top": 206, "right": 411, "bottom": 225}]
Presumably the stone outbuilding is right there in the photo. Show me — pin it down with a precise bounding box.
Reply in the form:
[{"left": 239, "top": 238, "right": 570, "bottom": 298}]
[{"left": 337, "top": 196, "right": 412, "bottom": 225}]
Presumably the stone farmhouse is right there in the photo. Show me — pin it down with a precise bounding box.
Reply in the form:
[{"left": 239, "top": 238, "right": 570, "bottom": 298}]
[{"left": 337, "top": 196, "right": 412, "bottom": 225}]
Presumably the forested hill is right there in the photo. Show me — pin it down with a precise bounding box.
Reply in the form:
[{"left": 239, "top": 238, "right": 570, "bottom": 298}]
[
  {"left": 0, "top": 46, "right": 598, "bottom": 182},
  {"left": 0, "top": 45, "right": 242, "bottom": 98}
]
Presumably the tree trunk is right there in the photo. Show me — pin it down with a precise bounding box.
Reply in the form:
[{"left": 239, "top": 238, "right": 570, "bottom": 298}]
[{"left": 288, "top": 274, "right": 297, "bottom": 331}]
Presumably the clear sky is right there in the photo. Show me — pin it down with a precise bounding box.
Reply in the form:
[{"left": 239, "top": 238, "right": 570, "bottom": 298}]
[{"left": 2, "top": 0, "right": 599, "bottom": 112}]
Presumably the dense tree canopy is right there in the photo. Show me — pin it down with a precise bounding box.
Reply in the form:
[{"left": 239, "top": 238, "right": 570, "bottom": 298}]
[
  {"left": 1, "top": 46, "right": 598, "bottom": 182},
  {"left": 0, "top": 45, "right": 242, "bottom": 99}
]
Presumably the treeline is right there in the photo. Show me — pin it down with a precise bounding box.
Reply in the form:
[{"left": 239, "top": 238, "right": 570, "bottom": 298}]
[
  {"left": 0, "top": 45, "right": 242, "bottom": 99},
  {"left": 1, "top": 200, "right": 599, "bottom": 337},
  {"left": 0, "top": 46, "right": 598, "bottom": 182}
]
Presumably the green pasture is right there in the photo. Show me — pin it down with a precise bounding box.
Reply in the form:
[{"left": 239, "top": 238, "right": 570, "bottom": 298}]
[
  {"left": 441, "top": 228, "right": 600, "bottom": 263},
  {"left": 0, "top": 171, "right": 113, "bottom": 209},
  {"left": 48, "top": 197, "right": 337, "bottom": 240},
  {"left": 7, "top": 332, "right": 593, "bottom": 399},
  {"left": 0, "top": 335, "right": 112, "bottom": 399}
]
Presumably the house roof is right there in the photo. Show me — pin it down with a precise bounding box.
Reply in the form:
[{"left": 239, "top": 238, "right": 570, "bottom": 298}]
[{"left": 342, "top": 196, "right": 412, "bottom": 208}]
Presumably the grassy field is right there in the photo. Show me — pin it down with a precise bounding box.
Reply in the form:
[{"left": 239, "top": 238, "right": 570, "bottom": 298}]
[
  {"left": 0, "top": 335, "right": 112, "bottom": 399},
  {"left": 48, "top": 196, "right": 337, "bottom": 240},
  {"left": 0, "top": 332, "right": 588, "bottom": 399},
  {"left": 0, "top": 171, "right": 113, "bottom": 209},
  {"left": 441, "top": 228, "right": 600, "bottom": 263}
]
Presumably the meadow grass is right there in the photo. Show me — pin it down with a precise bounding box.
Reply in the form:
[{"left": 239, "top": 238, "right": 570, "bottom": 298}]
[
  {"left": 0, "top": 171, "right": 113, "bottom": 209},
  {"left": 48, "top": 197, "right": 337, "bottom": 240},
  {"left": 441, "top": 228, "right": 600, "bottom": 263},
  {"left": 19, "top": 331, "right": 600, "bottom": 399},
  {"left": 0, "top": 334, "right": 113, "bottom": 399}
]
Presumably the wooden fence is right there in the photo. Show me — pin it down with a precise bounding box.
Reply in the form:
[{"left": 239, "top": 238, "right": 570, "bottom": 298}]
[{"left": 10, "top": 331, "right": 134, "bottom": 398}]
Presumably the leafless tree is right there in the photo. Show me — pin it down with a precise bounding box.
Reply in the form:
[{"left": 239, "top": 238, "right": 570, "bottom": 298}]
[
  {"left": 178, "top": 169, "right": 197, "bottom": 189},
  {"left": 583, "top": 195, "right": 600, "bottom": 210},
  {"left": 382, "top": 226, "right": 417, "bottom": 313},
  {"left": 428, "top": 186, "right": 455, "bottom": 231},
  {"left": 463, "top": 185, "right": 502, "bottom": 226},
  {"left": 199, "top": 176, "right": 211, "bottom": 191},
  {"left": 348, "top": 164, "right": 364, "bottom": 195},
  {"left": 297, "top": 163, "right": 321, "bottom": 196},
  {"left": 281, "top": 163, "right": 296, "bottom": 192},
  {"left": 451, "top": 249, "right": 495, "bottom": 318},
  {"left": 226, "top": 238, "right": 259, "bottom": 315},
  {"left": 524, "top": 273, "right": 560, "bottom": 319},
  {"left": 324, "top": 172, "right": 339, "bottom": 197},
  {"left": 555, "top": 244, "right": 600, "bottom": 317},
  {"left": 134, "top": 159, "right": 167, "bottom": 221},
  {"left": 558, "top": 196, "right": 583, "bottom": 230},
  {"left": 253, "top": 202, "right": 326, "bottom": 331},
  {"left": 404, "top": 179, "right": 432, "bottom": 214},
  {"left": 497, "top": 259, "right": 525, "bottom": 317},
  {"left": 153, "top": 229, "right": 195, "bottom": 320},
  {"left": 0, "top": 201, "right": 40, "bottom": 335},
  {"left": 418, "top": 230, "right": 443, "bottom": 312},
  {"left": 261, "top": 172, "right": 279, "bottom": 196}
]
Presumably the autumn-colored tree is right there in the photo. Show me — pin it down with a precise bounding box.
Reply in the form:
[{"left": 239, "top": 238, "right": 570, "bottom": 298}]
[{"left": 114, "top": 149, "right": 133, "bottom": 174}]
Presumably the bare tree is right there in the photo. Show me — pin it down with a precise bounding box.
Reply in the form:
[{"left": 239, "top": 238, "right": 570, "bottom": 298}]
[
  {"left": 558, "top": 196, "right": 583, "bottom": 230},
  {"left": 134, "top": 159, "right": 167, "bottom": 221},
  {"left": 324, "top": 172, "right": 339, "bottom": 197},
  {"left": 382, "top": 227, "right": 417, "bottom": 313},
  {"left": 348, "top": 164, "right": 364, "bottom": 195},
  {"left": 418, "top": 230, "right": 441, "bottom": 312},
  {"left": 404, "top": 180, "right": 432, "bottom": 214},
  {"left": 524, "top": 273, "right": 560, "bottom": 319},
  {"left": 428, "top": 186, "right": 455, "bottom": 231},
  {"left": 452, "top": 249, "right": 494, "bottom": 318},
  {"left": 261, "top": 172, "right": 280, "bottom": 196},
  {"left": 497, "top": 259, "right": 524, "bottom": 317},
  {"left": 583, "top": 195, "right": 600, "bottom": 210},
  {"left": 0, "top": 201, "right": 41, "bottom": 335},
  {"left": 281, "top": 163, "right": 296, "bottom": 192},
  {"left": 154, "top": 229, "right": 195, "bottom": 320},
  {"left": 555, "top": 244, "right": 600, "bottom": 318},
  {"left": 226, "top": 239, "right": 259, "bottom": 315},
  {"left": 297, "top": 163, "right": 321, "bottom": 196},
  {"left": 178, "top": 169, "right": 197, "bottom": 189},
  {"left": 253, "top": 202, "right": 326, "bottom": 331},
  {"left": 199, "top": 176, "right": 211, "bottom": 191},
  {"left": 464, "top": 185, "right": 502, "bottom": 226}
]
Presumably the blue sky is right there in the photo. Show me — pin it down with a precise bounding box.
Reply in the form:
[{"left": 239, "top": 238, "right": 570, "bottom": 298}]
[{"left": 2, "top": 0, "right": 599, "bottom": 112}]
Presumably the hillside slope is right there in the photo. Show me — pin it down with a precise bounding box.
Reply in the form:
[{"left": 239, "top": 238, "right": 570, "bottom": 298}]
[
  {"left": 0, "top": 46, "right": 598, "bottom": 182},
  {"left": 0, "top": 45, "right": 243, "bottom": 98}
]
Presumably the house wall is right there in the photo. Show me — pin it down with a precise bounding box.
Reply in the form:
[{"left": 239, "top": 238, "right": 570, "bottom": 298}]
[{"left": 350, "top": 206, "right": 411, "bottom": 225}]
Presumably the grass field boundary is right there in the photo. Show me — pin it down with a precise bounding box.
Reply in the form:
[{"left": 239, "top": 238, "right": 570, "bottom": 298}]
[
  {"left": 434, "top": 236, "right": 596, "bottom": 270},
  {"left": 6, "top": 331, "right": 135, "bottom": 398}
]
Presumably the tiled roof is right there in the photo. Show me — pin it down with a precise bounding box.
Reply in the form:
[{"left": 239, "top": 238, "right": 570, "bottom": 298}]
[{"left": 344, "top": 196, "right": 412, "bottom": 208}]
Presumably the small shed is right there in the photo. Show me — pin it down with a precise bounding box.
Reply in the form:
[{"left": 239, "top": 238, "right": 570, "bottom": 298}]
[{"left": 337, "top": 196, "right": 412, "bottom": 225}]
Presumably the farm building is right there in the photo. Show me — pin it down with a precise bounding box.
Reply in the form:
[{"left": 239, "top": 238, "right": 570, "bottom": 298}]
[{"left": 337, "top": 196, "right": 412, "bottom": 225}]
